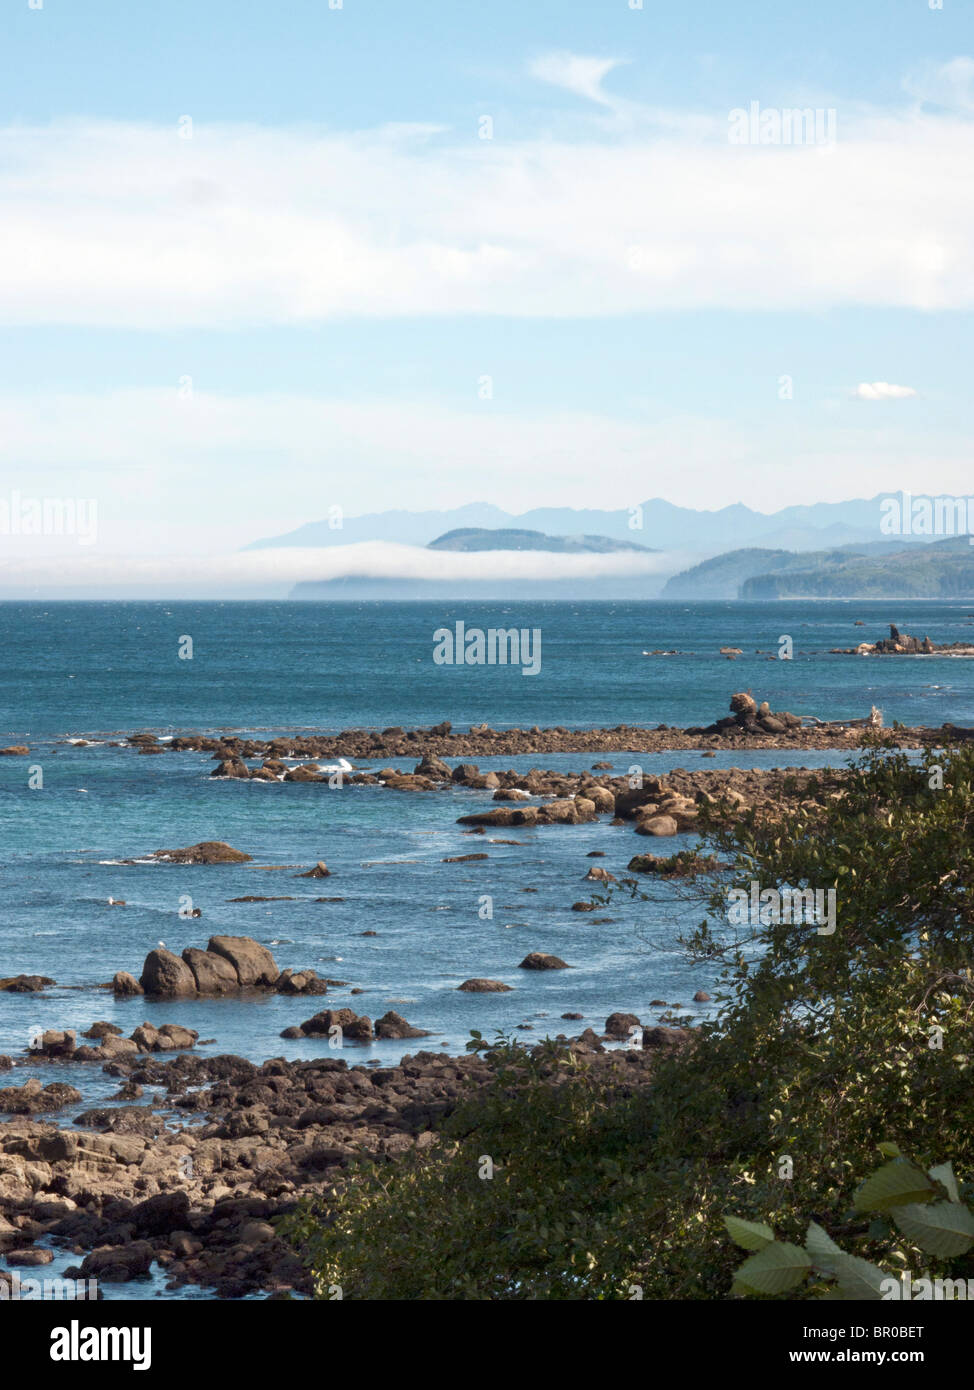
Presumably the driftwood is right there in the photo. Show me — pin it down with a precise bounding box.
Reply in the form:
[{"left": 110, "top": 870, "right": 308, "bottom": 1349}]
[{"left": 801, "top": 706, "right": 883, "bottom": 730}]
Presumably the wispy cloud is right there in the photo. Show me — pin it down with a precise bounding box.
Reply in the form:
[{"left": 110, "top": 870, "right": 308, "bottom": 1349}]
[
  {"left": 528, "top": 52, "right": 625, "bottom": 107},
  {"left": 0, "top": 94, "right": 972, "bottom": 328},
  {"left": 854, "top": 382, "right": 918, "bottom": 401},
  {"left": 903, "top": 57, "right": 974, "bottom": 114}
]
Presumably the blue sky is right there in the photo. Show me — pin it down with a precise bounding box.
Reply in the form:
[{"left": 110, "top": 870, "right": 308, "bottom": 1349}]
[{"left": 0, "top": 0, "right": 972, "bottom": 582}]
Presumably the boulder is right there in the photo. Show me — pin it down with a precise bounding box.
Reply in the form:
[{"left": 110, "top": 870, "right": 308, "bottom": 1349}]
[
  {"left": 150, "top": 841, "right": 252, "bottom": 864},
  {"left": 541, "top": 798, "right": 586, "bottom": 825},
  {"left": 296, "top": 861, "right": 331, "bottom": 878},
  {"left": 98, "top": 1034, "right": 140, "bottom": 1057},
  {"left": 415, "top": 753, "right": 451, "bottom": 779},
  {"left": 81, "top": 1242, "right": 154, "bottom": 1282},
  {"left": 604, "top": 1012, "right": 640, "bottom": 1038},
  {"left": 518, "top": 952, "right": 569, "bottom": 971},
  {"left": 294, "top": 1007, "right": 360, "bottom": 1038},
  {"left": 584, "top": 786, "right": 616, "bottom": 813},
  {"left": 82, "top": 1021, "right": 122, "bottom": 1039},
  {"left": 112, "top": 971, "right": 144, "bottom": 996},
  {"left": 634, "top": 815, "right": 679, "bottom": 837},
  {"left": 140, "top": 948, "right": 198, "bottom": 998},
  {"left": 182, "top": 947, "right": 240, "bottom": 995},
  {"left": 0, "top": 1079, "right": 82, "bottom": 1114},
  {"left": 457, "top": 979, "right": 512, "bottom": 992},
  {"left": 729, "top": 692, "right": 757, "bottom": 716},
  {"left": 0, "top": 974, "right": 55, "bottom": 993},
  {"left": 344, "top": 1016, "right": 374, "bottom": 1041},
  {"left": 584, "top": 866, "right": 616, "bottom": 883},
  {"left": 759, "top": 716, "right": 787, "bottom": 734},
  {"left": 129, "top": 1190, "right": 190, "bottom": 1237},
  {"left": 284, "top": 764, "right": 322, "bottom": 782},
  {"left": 207, "top": 935, "right": 279, "bottom": 987},
  {"left": 30, "top": 1029, "right": 77, "bottom": 1058},
  {"left": 374, "top": 1012, "right": 430, "bottom": 1039},
  {"left": 5, "top": 1248, "right": 54, "bottom": 1266},
  {"left": 451, "top": 763, "right": 480, "bottom": 782},
  {"left": 275, "top": 969, "right": 328, "bottom": 996},
  {"left": 210, "top": 759, "right": 250, "bottom": 779}
]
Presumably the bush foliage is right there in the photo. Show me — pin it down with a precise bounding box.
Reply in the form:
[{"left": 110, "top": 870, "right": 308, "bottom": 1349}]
[{"left": 281, "top": 741, "right": 974, "bottom": 1299}]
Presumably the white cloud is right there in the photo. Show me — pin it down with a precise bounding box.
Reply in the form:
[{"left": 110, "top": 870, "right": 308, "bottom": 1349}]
[
  {"left": 528, "top": 52, "right": 624, "bottom": 107},
  {"left": 904, "top": 57, "right": 974, "bottom": 113},
  {"left": 0, "top": 97, "right": 972, "bottom": 326},
  {"left": 854, "top": 382, "right": 919, "bottom": 401},
  {"left": 0, "top": 541, "right": 678, "bottom": 597}
]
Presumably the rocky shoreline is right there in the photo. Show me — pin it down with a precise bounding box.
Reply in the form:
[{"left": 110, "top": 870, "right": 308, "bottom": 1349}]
[
  {"left": 121, "top": 717, "right": 955, "bottom": 761},
  {"left": 0, "top": 1030, "right": 682, "bottom": 1299},
  {"left": 3, "top": 695, "right": 971, "bottom": 1301}
]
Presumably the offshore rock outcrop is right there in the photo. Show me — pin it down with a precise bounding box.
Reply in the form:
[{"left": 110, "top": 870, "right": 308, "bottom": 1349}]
[{"left": 114, "top": 936, "right": 328, "bottom": 1000}]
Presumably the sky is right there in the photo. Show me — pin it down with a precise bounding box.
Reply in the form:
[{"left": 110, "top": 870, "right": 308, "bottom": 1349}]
[{"left": 1, "top": 0, "right": 973, "bottom": 586}]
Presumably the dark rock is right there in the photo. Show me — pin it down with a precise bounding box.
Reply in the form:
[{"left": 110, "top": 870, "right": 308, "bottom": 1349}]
[
  {"left": 605, "top": 1012, "right": 640, "bottom": 1038},
  {"left": 182, "top": 947, "right": 239, "bottom": 995},
  {"left": 374, "top": 1012, "right": 429, "bottom": 1040},
  {"left": 0, "top": 974, "right": 55, "bottom": 993},
  {"left": 207, "top": 935, "right": 279, "bottom": 987},
  {"left": 518, "top": 953, "right": 569, "bottom": 970},
  {"left": 150, "top": 841, "right": 252, "bottom": 864},
  {"left": 297, "top": 861, "right": 331, "bottom": 878},
  {"left": 140, "top": 949, "right": 197, "bottom": 998}
]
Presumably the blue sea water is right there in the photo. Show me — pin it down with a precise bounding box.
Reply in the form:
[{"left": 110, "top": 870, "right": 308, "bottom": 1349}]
[
  {"left": 0, "top": 598, "right": 970, "bottom": 1085},
  {"left": 0, "top": 597, "right": 969, "bottom": 1299}
]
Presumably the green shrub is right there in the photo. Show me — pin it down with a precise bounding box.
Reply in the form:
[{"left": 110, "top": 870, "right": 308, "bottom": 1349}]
[{"left": 281, "top": 741, "right": 974, "bottom": 1299}]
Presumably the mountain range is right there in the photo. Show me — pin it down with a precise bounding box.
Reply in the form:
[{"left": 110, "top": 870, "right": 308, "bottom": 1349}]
[{"left": 248, "top": 495, "right": 922, "bottom": 555}]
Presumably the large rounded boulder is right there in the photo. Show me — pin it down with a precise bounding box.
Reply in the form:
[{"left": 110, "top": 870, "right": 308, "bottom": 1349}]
[
  {"left": 139, "top": 948, "right": 198, "bottom": 998},
  {"left": 207, "top": 935, "right": 279, "bottom": 987}
]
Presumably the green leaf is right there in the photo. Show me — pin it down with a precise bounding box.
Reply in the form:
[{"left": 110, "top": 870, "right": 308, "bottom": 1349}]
[
  {"left": 877, "top": 1142, "right": 903, "bottom": 1159},
  {"left": 826, "top": 1252, "right": 891, "bottom": 1300},
  {"left": 732, "top": 1241, "right": 812, "bottom": 1295},
  {"left": 805, "top": 1220, "right": 843, "bottom": 1268},
  {"left": 891, "top": 1201, "right": 974, "bottom": 1258},
  {"left": 927, "top": 1162, "right": 961, "bottom": 1204},
  {"left": 724, "top": 1215, "right": 776, "bottom": 1251},
  {"left": 854, "top": 1159, "right": 936, "bottom": 1213}
]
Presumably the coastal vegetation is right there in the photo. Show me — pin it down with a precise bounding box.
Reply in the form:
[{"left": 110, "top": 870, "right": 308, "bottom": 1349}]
[
  {"left": 282, "top": 738, "right": 974, "bottom": 1299},
  {"left": 663, "top": 535, "right": 974, "bottom": 600}
]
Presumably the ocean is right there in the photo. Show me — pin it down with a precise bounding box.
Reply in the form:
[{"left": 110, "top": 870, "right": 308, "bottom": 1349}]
[
  {"left": 1, "top": 598, "right": 971, "bottom": 1082},
  {"left": 1, "top": 597, "right": 969, "bottom": 1297}
]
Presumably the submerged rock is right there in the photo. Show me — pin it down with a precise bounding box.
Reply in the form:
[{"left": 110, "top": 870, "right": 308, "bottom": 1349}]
[{"left": 149, "top": 841, "right": 252, "bottom": 864}]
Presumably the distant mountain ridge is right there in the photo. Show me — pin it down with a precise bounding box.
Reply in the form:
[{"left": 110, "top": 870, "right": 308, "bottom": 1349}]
[
  {"left": 247, "top": 495, "right": 923, "bottom": 555},
  {"left": 427, "top": 527, "right": 653, "bottom": 554}
]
